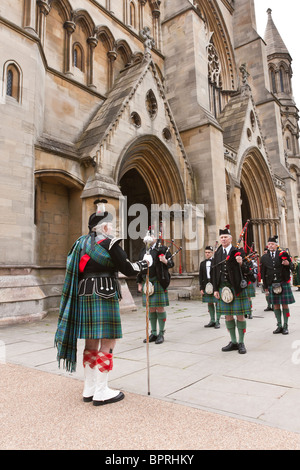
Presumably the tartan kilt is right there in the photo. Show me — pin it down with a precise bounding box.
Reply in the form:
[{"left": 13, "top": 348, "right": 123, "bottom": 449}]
[
  {"left": 142, "top": 277, "right": 169, "bottom": 308},
  {"left": 202, "top": 292, "right": 217, "bottom": 303},
  {"left": 216, "top": 284, "right": 251, "bottom": 316},
  {"left": 268, "top": 282, "right": 295, "bottom": 305},
  {"left": 247, "top": 282, "right": 256, "bottom": 297},
  {"left": 77, "top": 292, "right": 122, "bottom": 339}
]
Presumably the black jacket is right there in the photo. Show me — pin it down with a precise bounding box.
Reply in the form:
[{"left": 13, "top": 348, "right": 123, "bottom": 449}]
[
  {"left": 199, "top": 258, "right": 213, "bottom": 291},
  {"left": 137, "top": 243, "right": 174, "bottom": 290},
  {"left": 211, "top": 245, "right": 253, "bottom": 295},
  {"left": 260, "top": 249, "right": 293, "bottom": 289}
]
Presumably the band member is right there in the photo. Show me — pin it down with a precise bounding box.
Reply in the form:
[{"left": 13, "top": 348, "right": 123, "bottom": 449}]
[
  {"left": 293, "top": 256, "right": 300, "bottom": 291},
  {"left": 245, "top": 257, "right": 257, "bottom": 319},
  {"left": 55, "top": 200, "right": 148, "bottom": 405},
  {"left": 262, "top": 247, "right": 273, "bottom": 311},
  {"left": 199, "top": 246, "right": 219, "bottom": 328},
  {"left": 260, "top": 236, "right": 295, "bottom": 335},
  {"left": 211, "top": 226, "right": 254, "bottom": 354},
  {"left": 137, "top": 229, "right": 174, "bottom": 344}
]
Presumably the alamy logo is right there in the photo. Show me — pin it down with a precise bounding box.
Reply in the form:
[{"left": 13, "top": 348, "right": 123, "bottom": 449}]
[{"left": 103, "top": 198, "right": 205, "bottom": 251}]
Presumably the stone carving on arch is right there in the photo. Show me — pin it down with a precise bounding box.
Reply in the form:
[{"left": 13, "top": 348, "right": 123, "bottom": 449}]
[
  {"left": 95, "top": 25, "right": 115, "bottom": 51},
  {"left": 72, "top": 9, "right": 95, "bottom": 37},
  {"left": 237, "top": 149, "right": 279, "bottom": 252},
  {"left": 116, "top": 135, "right": 186, "bottom": 207},
  {"left": 114, "top": 39, "right": 133, "bottom": 66},
  {"left": 198, "top": 0, "right": 237, "bottom": 91},
  {"left": 47, "top": 0, "right": 72, "bottom": 21}
]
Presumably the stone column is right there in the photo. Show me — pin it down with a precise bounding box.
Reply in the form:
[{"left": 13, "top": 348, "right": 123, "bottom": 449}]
[
  {"left": 63, "top": 21, "right": 76, "bottom": 77},
  {"left": 139, "top": 0, "right": 146, "bottom": 30},
  {"left": 107, "top": 50, "right": 117, "bottom": 90},
  {"left": 37, "top": 0, "right": 50, "bottom": 47},
  {"left": 23, "top": 0, "right": 37, "bottom": 34},
  {"left": 152, "top": 8, "right": 161, "bottom": 51},
  {"left": 87, "top": 36, "right": 98, "bottom": 89}
]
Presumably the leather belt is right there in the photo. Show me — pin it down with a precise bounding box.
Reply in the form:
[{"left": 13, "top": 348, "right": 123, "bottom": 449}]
[{"left": 81, "top": 272, "right": 116, "bottom": 279}]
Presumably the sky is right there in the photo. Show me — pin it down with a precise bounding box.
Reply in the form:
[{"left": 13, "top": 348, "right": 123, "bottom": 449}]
[{"left": 254, "top": 0, "right": 300, "bottom": 107}]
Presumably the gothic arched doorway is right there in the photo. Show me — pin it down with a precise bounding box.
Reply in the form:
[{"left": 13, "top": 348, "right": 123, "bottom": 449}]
[
  {"left": 239, "top": 150, "right": 279, "bottom": 254},
  {"left": 119, "top": 168, "right": 152, "bottom": 260},
  {"left": 116, "top": 135, "right": 187, "bottom": 272}
]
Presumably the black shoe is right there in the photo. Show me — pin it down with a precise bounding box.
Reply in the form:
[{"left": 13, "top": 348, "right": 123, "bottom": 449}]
[
  {"left": 282, "top": 327, "right": 289, "bottom": 335},
  {"left": 264, "top": 307, "right": 273, "bottom": 311},
  {"left": 273, "top": 327, "right": 283, "bottom": 334},
  {"left": 205, "top": 321, "right": 216, "bottom": 328},
  {"left": 214, "top": 321, "right": 220, "bottom": 329},
  {"left": 143, "top": 334, "right": 157, "bottom": 343},
  {"left": 222, "top": 341, "right": 239, "bottom": 352},
  {"left": 93, "top": 391, "right": 125, "bottom": 406},
  {"left": 155, "top": 334, "right": 164, "bottom": 344},
  {"left": 238, "top": 343, "right": 247, "bottom": 354}
]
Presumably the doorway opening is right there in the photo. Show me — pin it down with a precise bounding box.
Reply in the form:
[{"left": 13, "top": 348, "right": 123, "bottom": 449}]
[
  {"left": 119, "top": 168, "right": 152, "bottom": 260},
  {"left": 240, "top": 183, "right": 253, "bottom": 252}
]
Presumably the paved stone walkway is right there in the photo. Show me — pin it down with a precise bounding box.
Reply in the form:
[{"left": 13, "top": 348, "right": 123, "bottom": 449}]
[{"left": 1, "top": 287, "right": 300, "bottom": 450}]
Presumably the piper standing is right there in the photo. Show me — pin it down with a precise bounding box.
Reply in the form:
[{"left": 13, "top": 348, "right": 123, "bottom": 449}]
[
  {"left": 199, "top": 246, "right": 219, "bottom": 328},
  {"left": 55, "top": 200, "right": 148, "bottom": 405},
  {"left": 211, "top": 226, "right": 253, "bottom": 354},
  {"left": 137, "top": 229, "right": 174, "bottom": 345},
  {"left": 260, "top": 236, "right": 295, "bottom": 335}
]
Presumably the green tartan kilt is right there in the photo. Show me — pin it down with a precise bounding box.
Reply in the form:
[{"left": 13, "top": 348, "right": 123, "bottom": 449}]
[
  {"left": 142, "top": 277, "right": 169, "bottom": 308},
  {"left": 202, "top": 292, "right": 217, "bottom": 303},
  {"left": 247, "top": 282, "right": 256, "bottom": 298},
  {"left": 77, "top": 292, "right": 122, "bottom": 339},
  {"left": 268, "top": 282, "right": 295, "bottom": 305},
  {"left": 216, "top": 285, "right": 251, "bottom": 316}
]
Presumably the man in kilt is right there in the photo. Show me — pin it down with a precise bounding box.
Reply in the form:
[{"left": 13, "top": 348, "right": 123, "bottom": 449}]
[
  {"left": 260, "top": 236, "right": 295, "bottom": 335},
  {"left": 199, "top": 246, "right": 219, "bottom": 328},
  {"left": 137, "top": 230, "right": 174, "bottom": 344},
  {"left": 211, "top": 226, "right": 254, "bottom": 354},
  {"left": 55, "top": 200, "right": 148, "bottom": 405}
]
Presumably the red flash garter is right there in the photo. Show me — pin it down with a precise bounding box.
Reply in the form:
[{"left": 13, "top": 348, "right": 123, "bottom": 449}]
[{"left": 83, "top": 350, "right": 113, "bottom": 372}]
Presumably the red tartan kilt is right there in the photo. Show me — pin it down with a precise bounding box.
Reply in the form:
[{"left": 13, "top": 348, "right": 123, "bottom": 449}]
[{"left": 268, "top": 282, "right": 295, "bottom": 305}]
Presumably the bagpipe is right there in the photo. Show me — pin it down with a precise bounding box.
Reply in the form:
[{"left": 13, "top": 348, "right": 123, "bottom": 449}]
[
  {"left": 153, "top": 232, "right": 182, "bottom": 290},
  {"left": 214, "top": 220, "right": 256, "bottom": 288}
]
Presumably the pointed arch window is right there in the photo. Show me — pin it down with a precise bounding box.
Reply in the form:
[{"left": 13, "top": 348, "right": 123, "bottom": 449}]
[
  {"left": 73, "top": 43, "right": 84, "bottom": 71},
  {"left": 270, "top": 69, "right": 277, "bottom": 94},
  {"left": 129, "top": 2, "right": 136, "bottom": 28},
  {"left": 6, "top": 63, "right": 21, "bottom": 101},
  {"left": 207, "top": 41, "right": 223, "bottom": 118}
]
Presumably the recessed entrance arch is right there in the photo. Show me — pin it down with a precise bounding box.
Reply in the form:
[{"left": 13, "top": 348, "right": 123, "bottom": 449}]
[
  {"left": 239, "top": 149, "right": 279, "bottom": 254},
  {"left": 117, "top": 135, "right": 187, "bottom": 270}
]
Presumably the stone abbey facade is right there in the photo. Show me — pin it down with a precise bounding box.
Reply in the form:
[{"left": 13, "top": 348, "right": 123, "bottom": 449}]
[{"left": 1, "top": 0, "right": 299, "bottom": 322}]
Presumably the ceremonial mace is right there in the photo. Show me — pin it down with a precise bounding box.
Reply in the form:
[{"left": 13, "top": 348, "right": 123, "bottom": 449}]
[{"left": 143, "top": 231, "right": 153, "bottom": 396}]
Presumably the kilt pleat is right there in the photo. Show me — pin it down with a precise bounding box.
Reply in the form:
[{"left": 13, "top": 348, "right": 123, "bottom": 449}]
[
  {"left": 216, "top": 285, "right": 251, "bottom": 316},
  {"left": 247, "top": 282, "right": 256, "bottom": 297},
  {"left": 142, "top": 277, "right": 169, "bottom": 307},
  {"left": 77, "top": 292, "right": 122, "bottom": 339},
  {"left": 268, "top": 282, "right": 295, "bottom": 305},
  {"left": 202, "top": 293, "right": 217, "bottom": 303}
]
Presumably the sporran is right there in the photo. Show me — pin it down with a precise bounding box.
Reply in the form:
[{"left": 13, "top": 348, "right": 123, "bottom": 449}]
[
  {"left": 272, "top": 283, "right": 282, "bottom": 294},
  {"left": 221, "top": 286, "right": 234, "bottom": 304},
  {"left": 143, "top": 281, "right": 154, "bottom": 296},
  {"left": 205, "top": 282, "right": 214, "bottom": 295}
]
